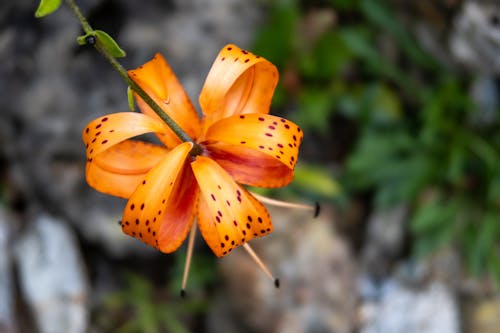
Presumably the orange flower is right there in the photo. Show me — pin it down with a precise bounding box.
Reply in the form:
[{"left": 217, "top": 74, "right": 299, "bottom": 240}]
[{"left": 82, "top": 45, "right": 303, "bottom": 260}]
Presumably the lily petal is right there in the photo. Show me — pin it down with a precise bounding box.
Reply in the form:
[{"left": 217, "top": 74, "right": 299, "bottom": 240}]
[
  {"left": 199, "top": 44, "right": 278, "bottom": 131},
  {"left": 202, "top": 113, "right": 302, "bottom": 187},
  {"left": 86, "top": 140, "right": 169, "bottom": 198},
  {"left": 121, "top": 142, "right": 198, "bottom": 253},
  {"left": 191, "top": 156, "right": 273, "bottom": 257},
  {"left": 129, "top": 54, "right": 201, "bottom": 148},
  {"left": 82, "top": 112, "right": 167, "bottom": 160}
]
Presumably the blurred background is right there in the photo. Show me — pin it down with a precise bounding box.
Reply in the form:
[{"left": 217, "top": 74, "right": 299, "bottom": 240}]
[{"left": 1, "top": 0, "right": 500, "bottom": 332}]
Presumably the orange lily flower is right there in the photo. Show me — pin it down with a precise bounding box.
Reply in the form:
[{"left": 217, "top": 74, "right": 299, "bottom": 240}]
[{"left": 82, "top": 44, "right": 303, "bottom": 261}]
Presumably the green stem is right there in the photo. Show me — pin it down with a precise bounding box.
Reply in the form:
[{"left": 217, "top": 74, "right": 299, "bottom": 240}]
[{"left": 64, "top": 0, "right": 201, "bottom": 153}]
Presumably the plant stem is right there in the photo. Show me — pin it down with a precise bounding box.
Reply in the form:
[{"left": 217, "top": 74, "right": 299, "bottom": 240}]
[{"left": 64, "top": 0, "right": 199, "bottom": 150}]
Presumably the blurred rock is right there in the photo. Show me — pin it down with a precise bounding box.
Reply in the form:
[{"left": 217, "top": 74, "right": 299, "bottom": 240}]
[
  {"left": 14, "top": 214, "right": 88, "bottom": 333},
  {"left": 360, "top": 279, "right": 459, "bottom": 333},
  {"left": 469, "top": 75, "right": 498, "bottom": 126},
  {"left": 0, "top": 207, "right": 15, "bottom": 333},
  {"left": 360, "top": 205, "right": 408, "bottom": 281},
  {"left": 450, "top": 1, "right": 500, "bottom": 74},
  {"left": 208, "top": 205, "right": 357, "bottom": 333}
]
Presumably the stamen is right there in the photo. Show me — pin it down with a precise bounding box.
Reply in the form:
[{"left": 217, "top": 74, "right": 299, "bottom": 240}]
[
  {"left": 181, "top": 224, "right": 197, "bottom": 297},
  {"left": 251, "top": 192, "right": 320, "bottom": 218},
  {"left": 243, "top": 243, "right": 279, "bottom": 288}
]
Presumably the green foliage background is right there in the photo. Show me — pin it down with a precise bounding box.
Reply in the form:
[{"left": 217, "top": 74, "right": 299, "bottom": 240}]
[{"left": 254, "top": 0, "right": 500, "bottom": 283}]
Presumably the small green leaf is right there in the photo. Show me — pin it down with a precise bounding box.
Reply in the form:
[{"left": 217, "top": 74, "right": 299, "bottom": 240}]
[
  {"left": 35, "top": 0, "right": 62, "bottom": 18},
  {"left": 94, "top": 30, "right": 126, "bottom": 58},
  {"left": 127, "top": 86, "right": 135, "bottom": 111}
]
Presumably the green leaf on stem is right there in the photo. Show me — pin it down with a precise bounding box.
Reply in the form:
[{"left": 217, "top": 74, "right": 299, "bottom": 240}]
[
  {"left": 35, "top": 0, "right": 62, "bottom": 18},
  {"left": 94, "top": 30, "right": 126, "bottom": 58}
]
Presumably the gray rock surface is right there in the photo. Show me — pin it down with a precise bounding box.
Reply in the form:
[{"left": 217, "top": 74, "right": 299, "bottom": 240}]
[
  {"left": 360, "top": 279, "right": 459, "bottom": 333},
  {"left": 14, "top": 214, "right": 88, "bottom": 333},
  {"left": 450, "top": 1, "right": 500, "bottom": 74},
  {"left": 0, "top": 208, "right": 15, "bottom": 333}
]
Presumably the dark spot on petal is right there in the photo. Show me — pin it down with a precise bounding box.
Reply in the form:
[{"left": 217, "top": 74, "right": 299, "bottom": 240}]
[
  {"left": 258, "top": 217, "right": 263, "bottom": 223},
  {"left": 102, "top": 117, "right": 108, "bottom": 122},
  {"left": 244, "top": 59, "right": 250, "bottom": 63},
  {"left": 216, "top": 216, "right": 221, "bottom": 223},
  {"left": 268, "top": 125, "right": 276, "bottom": 130},
  {"left": 95, "top": 124, "right": 102, "bottom": 129},
  {"left": 224, "top": 235, "right": 229, "bottom": 241},
  {"left": 130, "top": 204, "right": 135, "bottom": 210},
  {"left": 135, "top": 219, "right": 139, "bottom": 225},
  {"left": 221, "top": 242, "right": 225, "bottom": 248},
  {"left": 258, "top": 117, "right": 265, "bottom": 121},
  {"left": 233, "top": 220, "right": 238, "bottom": 226},
  {"left": 284, "top": 124, "right": 290, "bottom": 129},
  {"left": 211, "top": 194, "right": 216, "bottom": 201},
  {"left": 247, "top": 216, "right": 253, "bottom": 222},
  {"left": 140, "top": 203, "right": 145, "bottom": 210},
  {"left": 265, "top": 133, "right": 273, "bottom": 137}
]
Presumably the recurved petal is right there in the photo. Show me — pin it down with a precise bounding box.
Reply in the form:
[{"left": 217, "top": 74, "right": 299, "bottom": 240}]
[
  {"left": 86, "top": 140, "right": 169, "bottom": 199},
  {"left": 121, "top": 142, "right": 198, "bottom": 253},
  {"left": 199, "top": 44, "right": 278, "bottom": 130},
  {"left": 82, "top": 112, "right": 167, "bottom": 160},
  {"left": 202, "top": 113, "right": 302, "bottom": 187},
  {"left": 129, "top": 54, "right": 201, "bottom": 148},
  {"left": 191, "top": 156, "right": 273, "bottom": 257}
]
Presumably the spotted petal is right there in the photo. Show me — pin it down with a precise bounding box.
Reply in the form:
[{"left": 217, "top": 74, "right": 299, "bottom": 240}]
[
  {"left": 203, "top": 113, "right": 302, "bottom": 187},
  {"left": 191, "top": 156, "right": 273, "bottom": 257},
  {"left": 86, "top": 140, "right": 169, "bottom": 198},
  {"left": 82, "top": 112, "right": 167, "bottom": 160},
  {"left": 129, "top": 54, "right": 201, "bottom": 148},
  {"left": 199, "top": 44, "right": 278, "bottom": 131},
  {"left": 121, "top": 142, "right": 198, "bottom": 253}
]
